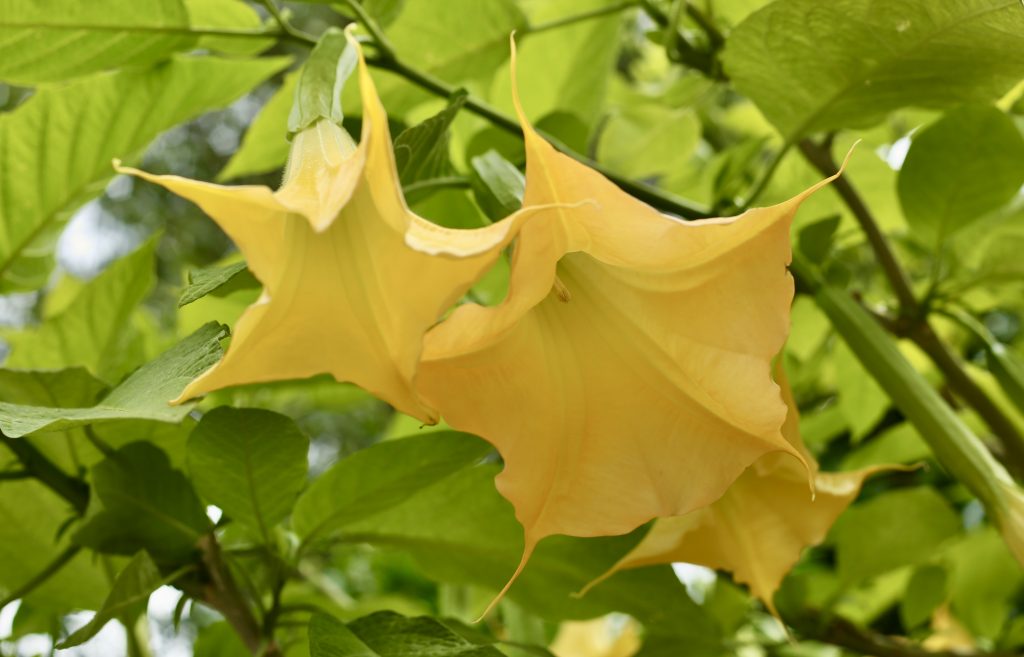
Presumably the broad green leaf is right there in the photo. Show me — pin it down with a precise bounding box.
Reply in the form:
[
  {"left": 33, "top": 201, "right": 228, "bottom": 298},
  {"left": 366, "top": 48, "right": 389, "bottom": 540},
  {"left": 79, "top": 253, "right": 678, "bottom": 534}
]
[
  {"left": 840, "top": 423, "right": 931, "bottom": 471},
  {"left": 0, "top": 368, "right": 106, "bottom": 408},
  {"left": 899, "top": 564, "right": 947, "bottom": 630},
  {"left": 218, "top": 72, "right": 298, "bottom": 181},
  {"left": 292, "top": 432, "right": 492, "bottom": 544},
  {"left": 394, "top": 91, "right": 467, "bottom": 185},
  {"left": 945, "top": 528, "right": 1024, "bottom": 639},
  {"left": 310, "top": 614, "right": 382, "bottom": 657},
  {"left": 75, "top": 442, "right": 210, "bottom": 563},
  {"left": 596, "top": 105, "right": 700, "bottom": 181},
  {"left": 379, "top": 0, "right": 527, "bottom": 111},
  {"left": 724, "top": 0, "right": 1024, "bottom": 139},
  {"left": 187, "top": 407, "right": 309, "bottom": 541},
  {"left": 194, "top": 622, "right": 250, "bottom": 657},
  {"left": 0, "top": 0, "right": 194, "bottom": 84},
  {"left": 898, "top": 105, "right": 1024, "bottom": 243},
  {"left": 0, "top": 54, "right": 289, "bottom": 291},
  {"left": 832, "top": 487, "right": 961, "bottom": 585},
  {"left": 470, "top": 150, "right": 524, "bottom": 221},
  {"left": 490, "top": 0, "right": 623, "bottom": 127},
  {"left": 311, "top": 611, "right": 506, "bottom": 657},
  {"left": 178, "top": 261, "right": 257, "bottom": 307},
  {"left": 340, "top": 463, "right": 721, "bottom": 640},
  {"left": 0, "top": 479, "right": 108, "bottom": 611},
  {"left": 58, "top": 552, "right": 162, "bottom": 648},
  {"left": 4, "top": 238, "right": 157, "bottom": 383},
  {"left": 834, "top": 340, "right": 889, "bottom": 442},
  {"left": 796, "top": 214, "right": 841, "bottom": 263},
  {"left": 289, "top": 28, "right": 357, "bottom": 134},
  {"left": 0, "top": 322, "right": 226, "bottom": 437},
  {"left": 185, "top": 0, "right": 273, "bottom": 55}
]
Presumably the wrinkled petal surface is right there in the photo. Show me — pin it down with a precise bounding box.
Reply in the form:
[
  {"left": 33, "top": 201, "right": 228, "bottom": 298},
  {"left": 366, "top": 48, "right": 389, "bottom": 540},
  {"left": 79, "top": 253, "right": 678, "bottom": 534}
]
[
  {"left": 418, "top": 39, "right": 836, "bottom": 609},
  {"left": 583, "top": 363, "right": 900, "bottom": 616},
  {"left": 118, "top": 34, "right": 530, "bottom": 421}
]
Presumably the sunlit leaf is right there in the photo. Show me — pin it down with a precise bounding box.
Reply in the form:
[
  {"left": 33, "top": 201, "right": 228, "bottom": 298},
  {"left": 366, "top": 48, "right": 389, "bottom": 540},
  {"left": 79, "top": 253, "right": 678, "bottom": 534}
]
[{"left": 725, "top": 0, "right": 1024, "bottom": 139}]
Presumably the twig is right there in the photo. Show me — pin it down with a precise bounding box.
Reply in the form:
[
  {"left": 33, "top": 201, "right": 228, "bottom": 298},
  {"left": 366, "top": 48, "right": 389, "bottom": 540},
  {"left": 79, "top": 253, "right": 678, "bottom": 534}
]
[
  {"left": 0, "top": 432, "right": 89, "bottom": 514},
  {"left": 259, "top": 0, "right": 318, "bottom": 45},
  {"left": 798, "top": 137, "right": 1024, "bottom": 478},
  {"left": 0, "top": 545, "right": 81, "bottom": 613},
  {"left": 0, "top": 469, "right": 30, "bottom": 480},
  {"left": 790, "top": 610, "right": 1018, "bottom": 657},
  {"left": 339, "top": 0, "right": 396, "bottom": 60},
  {"left": 526, "top": 0, "right": 641, "bottom": 36}
]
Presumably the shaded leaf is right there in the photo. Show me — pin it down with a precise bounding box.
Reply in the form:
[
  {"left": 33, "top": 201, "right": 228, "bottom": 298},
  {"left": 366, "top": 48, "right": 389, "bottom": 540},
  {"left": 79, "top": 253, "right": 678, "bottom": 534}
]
[
  {"left": 945, "top": 528, "right": 1024, "bottom": 639},
  {"left": 900, "top": 564, "right": 948, "bottom": 630},
  {"left": 0, "top": 322, "right": 226, "bottom": 438},
  {"left": 58, "top": 552, "right": 162, "bottom": 648},
  {"left": 0, "top": 0, "right": 194, "bottom": 84},
  {"left": 898, "top": 105, "right": 1024, "bottom": 243},
  {"left": 292, "top": 432, "right": 492, "bottom": 544},
  {"left": 724, "top": 0, "right": 1024, "bottom": 139},
  {"left": 470, "top": 150, "right": 525, "bottom": 221},
  {"left": 351, "top": 611, "right": 505, "bottom": 657},
  {"left": 187, "top": 407, "right": 308, "bottom": 540},
  {"left": 394, "top": 91, "right": 467, "bottom": 185},
  {"left": 178, "top": 261, "right": 257, "bottom": 307},
  {"left": 74, "top": 442, "right": 210, "bottom": 563},
  {"left": 0, "top": 54, "right": 288, "bottom": 291}
]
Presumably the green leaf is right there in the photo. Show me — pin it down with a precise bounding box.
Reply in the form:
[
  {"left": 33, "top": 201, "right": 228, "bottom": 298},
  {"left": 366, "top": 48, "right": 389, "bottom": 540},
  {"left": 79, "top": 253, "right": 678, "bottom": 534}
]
[
  {"left": 338, "top": 462, "right": 720, "bottom": 639},
  {"left": 0, "top": 54, "right": 289, "bottom": 291},
  {"left": 834, "top": 340, "right": 889, "bottom": 442},
  {"left": 0, "top": 322, "right": 226, "bottom": 438},
  {"left": 184, "top": 0, "right": 274, "bottom": 55},
  {"left": 724, "top": 0, "right": 1024, "bottom": 139},
  {"left": 899, "top": 564, "right": 947, "bottom": 630},
  {"left": 797, "top": 214, "right": 841, "bottom": 263},
  {"left": 218, "top": 71, "right": 299, "bottom": 181},
  {"left": 310, "top": 614, "right": 382, "bottom": 657},
  {"left": 74, "top": 442, "right": 210, "bottom": 563},
  {"left": 0, "top": 0, "right": 195, "bottom": 84},
  {"left": 898, "top": 105, "right": 1024, "bottom": 243},
  {"left": 945, "top": 527, "right": 1024, "bottom": 639},
  {"left": 57, "top": 551, "right": 162, "bottom": 649},
  {"left": 193, "top": 622, "right": 250, "bottom": 657},
  {"left": 289, "top": 28, "right": 357, "bottom": 134},
  {"left": 379, "top": 0, "right": 527, "bottom": 111},
  {"left": 0, "top": 479, "right": 109, "bottom": 611},
  {"left": 832, "top": 487, "right": 961, "bottom": 585},
  {"left": 187, "top": 407, "right": 309, "bottom": 541},
  {"left": 0, "top": 368, "right": 107, "bottom": 408},
  {"left": 178, "top": 261, "right": 257, "bottom": 307},
  {"left": 596, "top": 105, "right": 700, "bottom": 181},
  {"left": 4, "top": 238, "right": 157, "bottom": 382},
  {"left": 394, "top": 91, "right": 467, "bottom": 186},
  {"left": 840, "top": 423, "right": 931, "bottom": 471},
  {"left": 291, "top": 432, "right": 492, "bottom": 545},
  {"left": 311, "top": 611, "right": 506, "bottom": 657},
  {"left": 470, "top": 150, "right": 524, "bottom": 221}
]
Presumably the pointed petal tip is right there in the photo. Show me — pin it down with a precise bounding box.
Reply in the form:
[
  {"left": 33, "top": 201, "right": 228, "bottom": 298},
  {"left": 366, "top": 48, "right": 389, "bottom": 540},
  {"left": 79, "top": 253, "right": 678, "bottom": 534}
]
[{"left": 473, "top": 535, "right": 538, "bottom": 623}]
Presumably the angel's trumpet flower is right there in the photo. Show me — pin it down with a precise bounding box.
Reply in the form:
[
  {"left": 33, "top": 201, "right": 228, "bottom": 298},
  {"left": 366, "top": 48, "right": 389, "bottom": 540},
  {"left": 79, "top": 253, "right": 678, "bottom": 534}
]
[
  {"left": 417, "top": 38, "right": 844, "bottom": 617},
  {"left": 117, "top": 33, "right": 536, "bottom": 422}
]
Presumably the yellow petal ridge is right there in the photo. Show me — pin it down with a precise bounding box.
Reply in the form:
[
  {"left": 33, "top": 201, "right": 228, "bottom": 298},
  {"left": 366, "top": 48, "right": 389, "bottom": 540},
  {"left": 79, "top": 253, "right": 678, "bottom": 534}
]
[
  {"left": 117, "top": 33, "right": 541, "bottom": 421},
  {"left": 419, "top": 38, "right": 855, "bottom": 617},
  {"left": 579, "top": 360, "right": 908, "bottom": 618}
]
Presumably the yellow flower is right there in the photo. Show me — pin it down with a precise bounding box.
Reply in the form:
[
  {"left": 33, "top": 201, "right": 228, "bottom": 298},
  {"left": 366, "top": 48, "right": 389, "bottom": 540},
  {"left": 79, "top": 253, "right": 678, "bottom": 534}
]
[
  {"left": 117, "top": 33, "right": 534, "bottom": 422},
  {"left": 417, "top": 39, "right": 839, "bottom": 614},
  {"left": 581, "top": 362, "right": 904, "bottom": 617}
]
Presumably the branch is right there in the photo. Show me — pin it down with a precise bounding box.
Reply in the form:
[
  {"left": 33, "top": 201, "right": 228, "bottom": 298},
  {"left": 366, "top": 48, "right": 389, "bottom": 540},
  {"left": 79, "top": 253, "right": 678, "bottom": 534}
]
[
  {"left": 259, "top": 0, "right": 318, "bottom": 46},
  {"left": 0, "top": 545, "right": 81, "bottom": 613},
  {"left": 0, "top": 432, "right": 89, "bottom": 515},
  {"left": 797, "top": 138, "right": 1024, "bottom": 478},
  {"left": 526, "top": 0, "right": 641, "bottom": 36},
  {"left": 790, "top": 610, "right": 1018, "bottom": 657}
]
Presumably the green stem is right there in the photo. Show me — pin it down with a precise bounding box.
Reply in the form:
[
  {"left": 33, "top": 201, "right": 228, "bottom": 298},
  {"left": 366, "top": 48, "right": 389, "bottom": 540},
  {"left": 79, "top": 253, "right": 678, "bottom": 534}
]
[
  {"left": 795, "top": 258, "right": 1024, "bottom": 564},
  {"left": 798, "top": 138, "right": 1024, "bottom": 478},
  {"left": 526, "top": 0, "right": 641, "bottom": 36},
  {"left": 340, "top": 0, "right": 396, "bottom": 60},
  {"left": 258, "top": 0, "right": 318, "bottom": 45},
  {"left": 0, "top": 545, "right": 81, "bottom": 612}
]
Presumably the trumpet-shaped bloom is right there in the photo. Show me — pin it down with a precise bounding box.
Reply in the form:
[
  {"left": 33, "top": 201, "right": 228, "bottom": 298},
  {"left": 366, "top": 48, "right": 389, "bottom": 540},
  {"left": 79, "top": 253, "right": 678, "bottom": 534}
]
[
  {"left": 582, "top": 364, "right": 900, "bottom": 616},
  {"left": 117, "top": 35, "right": 534, "bottom": 422},
  {"left": 417, "top": 40, "right": 840, "bottom": 610}
]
